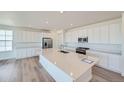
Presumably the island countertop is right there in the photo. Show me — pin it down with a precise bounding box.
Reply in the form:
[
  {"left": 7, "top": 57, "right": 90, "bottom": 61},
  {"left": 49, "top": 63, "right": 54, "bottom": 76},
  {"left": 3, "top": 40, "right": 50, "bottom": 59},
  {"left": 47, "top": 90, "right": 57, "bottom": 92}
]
[{"left": 40, "top": 48, "right": 99, "bottom": 81}]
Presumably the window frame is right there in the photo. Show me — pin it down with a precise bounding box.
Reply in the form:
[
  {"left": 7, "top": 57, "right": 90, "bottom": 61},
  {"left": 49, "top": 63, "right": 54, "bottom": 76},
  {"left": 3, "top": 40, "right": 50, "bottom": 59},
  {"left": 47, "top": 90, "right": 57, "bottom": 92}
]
[{"left": 0, "top": 30, "right": 13, "bottom": 52}]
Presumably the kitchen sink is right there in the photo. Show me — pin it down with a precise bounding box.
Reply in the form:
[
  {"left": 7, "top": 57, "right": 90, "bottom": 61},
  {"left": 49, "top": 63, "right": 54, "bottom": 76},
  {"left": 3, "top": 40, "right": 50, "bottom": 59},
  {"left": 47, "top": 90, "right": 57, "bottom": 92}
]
[{"left": 59, "top": 50, "right": 69, "bottom": 54}]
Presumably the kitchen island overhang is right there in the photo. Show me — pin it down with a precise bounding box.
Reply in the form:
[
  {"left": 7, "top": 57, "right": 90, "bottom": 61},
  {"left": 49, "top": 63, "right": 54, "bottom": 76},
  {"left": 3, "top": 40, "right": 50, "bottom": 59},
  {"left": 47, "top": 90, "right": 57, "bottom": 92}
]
[{"left": 39, "top": 49, "right": 99, "bottom": 82}]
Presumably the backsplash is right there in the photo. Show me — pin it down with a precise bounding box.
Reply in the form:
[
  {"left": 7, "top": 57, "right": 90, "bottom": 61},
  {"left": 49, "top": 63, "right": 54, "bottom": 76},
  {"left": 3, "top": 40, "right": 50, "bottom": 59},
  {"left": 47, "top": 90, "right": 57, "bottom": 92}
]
[{"left": 63, "top": 42, "right": 122, "bottom": 54}]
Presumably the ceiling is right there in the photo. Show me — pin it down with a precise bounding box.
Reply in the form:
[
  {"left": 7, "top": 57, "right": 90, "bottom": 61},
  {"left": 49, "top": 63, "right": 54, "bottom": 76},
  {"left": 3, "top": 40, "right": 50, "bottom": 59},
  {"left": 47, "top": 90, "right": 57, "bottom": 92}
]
[{"left": 0, "top": 11, "right": 122, "bottom": 31}]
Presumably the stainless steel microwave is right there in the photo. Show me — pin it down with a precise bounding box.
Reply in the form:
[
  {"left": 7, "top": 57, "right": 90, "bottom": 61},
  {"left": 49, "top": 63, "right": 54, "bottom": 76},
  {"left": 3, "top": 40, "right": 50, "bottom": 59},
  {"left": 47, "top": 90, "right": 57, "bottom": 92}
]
[{"left": 78, "top": 37, "right": 88, "bottom": 43}]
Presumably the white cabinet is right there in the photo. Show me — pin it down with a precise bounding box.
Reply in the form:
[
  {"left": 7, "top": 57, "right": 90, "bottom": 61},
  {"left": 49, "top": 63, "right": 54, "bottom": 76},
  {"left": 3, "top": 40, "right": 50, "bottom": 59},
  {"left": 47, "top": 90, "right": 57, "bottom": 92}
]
[
  {"left": 98, "top": 53, "right": 121, "bottom": 73},
  {"left": 100, "top": 25, "right": 109, "bottom": 44},
  {"left": 34, "top": 32, "right": 41, "bottom": 42},
  {"left": 16, "top": 48, "right": 26, "bottom": 59},
  {"left": 57, "top": 33, "right": 63, "bottom": 46},
  {"left": 26, "top": 48, "right": 30, "bottom": 57},
  {"left": 97, "top": 53, "right": 109, "bottom": 69},
  {"left": 71, "top": 31, "right": 78, "bottom": 43},
  {"left": 88, "top": 50, "right": 121, "bottom": 73},
  {"left": 92, "top": 27, "right": 100, "bottom": 43},
  {"left": 77, "top": 30, "right": 83, "bottom": 37},
  {"left": 87, "top": 28, "right": 94, "bottom": 43},
  {"left": 21, "top": 31, "right": 26, "bottom": 42},
  {"left": 108, "top": 54, "right": 121, "bottom": 73},
  {"left": 15, "top": 31, "right": 24, "bottom": 42},
  {"left": 16, "top": 48, "right": 39, "bottom": 59},
  {"left": 65, "top": 31, "right": 72, "bottom": 43},
  {"left": 65, "top": 19, "right": 121, "bottom": 44},
  {"left": 42, "top": 32, "right": 52, "bottom": 38},
  {"left": 16, "top": 31, "right": 41, "bottom": 42},
  {"left": 82, "top": 29, "right": 88, "bottom": 38},
  {"left": 109, "top": 23, "right": 121, "bottom": 44},
  {"left": 26, "top": 31, "right": 30, "bottom": 42}
]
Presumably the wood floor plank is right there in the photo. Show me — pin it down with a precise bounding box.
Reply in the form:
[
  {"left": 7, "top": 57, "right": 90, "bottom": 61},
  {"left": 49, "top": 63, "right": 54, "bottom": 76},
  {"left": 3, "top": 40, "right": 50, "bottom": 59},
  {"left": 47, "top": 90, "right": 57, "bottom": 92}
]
[
  {"left": 0, "top": 57, "right": 124, "bottom": 82},
  {"left": 92, "top": 66, "right": 124, "bottom": 82}
]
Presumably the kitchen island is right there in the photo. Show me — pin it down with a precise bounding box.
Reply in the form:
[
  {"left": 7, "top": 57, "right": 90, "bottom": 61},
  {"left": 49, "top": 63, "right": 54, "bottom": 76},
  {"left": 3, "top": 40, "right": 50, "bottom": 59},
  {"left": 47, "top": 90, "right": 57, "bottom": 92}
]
[{"left": 39, "top": 49, "right": 99, "bottom": 82}]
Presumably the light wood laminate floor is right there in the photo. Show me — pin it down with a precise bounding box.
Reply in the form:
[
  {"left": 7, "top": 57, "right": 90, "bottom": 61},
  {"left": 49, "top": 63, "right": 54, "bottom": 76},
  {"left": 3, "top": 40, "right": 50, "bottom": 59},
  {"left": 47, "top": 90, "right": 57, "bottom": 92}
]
[{"left": 0, "top": 57, "right": 124, "bottom": 82}]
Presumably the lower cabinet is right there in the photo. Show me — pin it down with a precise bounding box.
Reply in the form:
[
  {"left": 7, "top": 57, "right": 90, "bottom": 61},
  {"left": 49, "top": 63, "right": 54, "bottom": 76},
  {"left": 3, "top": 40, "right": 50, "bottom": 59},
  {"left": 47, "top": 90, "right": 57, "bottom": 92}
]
[
  {"left": 108, "top": 54, "right": 121, "bottom": 73},
  {"left": 98, "top": 53, "right": 109, "bottom": 69},
  {"left": 88, "top": 51, "right": 121, "bottom": 73},
  {"left": 16, "top": 48, "right": 39, "bottom": 59}
]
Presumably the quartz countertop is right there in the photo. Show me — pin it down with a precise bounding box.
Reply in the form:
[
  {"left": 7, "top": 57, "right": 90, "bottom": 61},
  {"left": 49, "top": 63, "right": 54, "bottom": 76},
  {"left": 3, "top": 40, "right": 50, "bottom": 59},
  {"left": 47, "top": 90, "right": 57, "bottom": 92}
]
[{"left": 40, "top": 48, "right": 99, "bottom": 80}]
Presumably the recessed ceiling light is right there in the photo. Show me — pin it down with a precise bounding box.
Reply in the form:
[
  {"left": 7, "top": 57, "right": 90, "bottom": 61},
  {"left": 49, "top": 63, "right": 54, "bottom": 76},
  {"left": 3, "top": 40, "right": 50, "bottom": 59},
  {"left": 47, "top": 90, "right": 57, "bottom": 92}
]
[
  {"left": 70, "top": 24, "right": 73, "bottom": 26},
  {"left": 60, "top": 11, "right": 63, "bottom": 13}
]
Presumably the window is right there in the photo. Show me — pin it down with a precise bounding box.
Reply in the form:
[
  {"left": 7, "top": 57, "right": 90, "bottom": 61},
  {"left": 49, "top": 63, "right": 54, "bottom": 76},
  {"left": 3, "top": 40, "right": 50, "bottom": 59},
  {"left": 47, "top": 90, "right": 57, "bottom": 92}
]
[{"left": 0, "top": 30, "right": 13, "bottom": 52}]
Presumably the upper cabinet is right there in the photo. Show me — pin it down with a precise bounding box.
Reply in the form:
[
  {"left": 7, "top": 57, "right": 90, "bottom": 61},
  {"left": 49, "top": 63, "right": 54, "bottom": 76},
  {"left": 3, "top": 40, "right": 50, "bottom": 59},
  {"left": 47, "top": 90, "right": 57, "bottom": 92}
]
[
  {"left": 92, "top": 26, "right": 100, "bottom": 43},
  {"left": 82, "top": 29, "right": 88, "bottom": 38},
  {"left": 87, "top": 28, "right": 94, "bottom": 43},
  {"left": 99, "top": 25, "right": 109, "bottom": 44},
  {"left": 64, "top": 19, "right": 122, "bottom": 45},
  {"left": 109, "top": 22, "right": 121, "bottom": 44},
  {"left": 15, "top": 31, "right": 42, "bottom": 43},
  {"left": 42, "top": 32, "right": 52, "bottom": 38},
  {"left": 77, "top": 30, "right": 83, "bottom": 37},
  {"left": 65, "top": 31, "right": 72, "bottom": 43},
  {"left": 71, "top": 31, "right": 78, "bottom": 43}
]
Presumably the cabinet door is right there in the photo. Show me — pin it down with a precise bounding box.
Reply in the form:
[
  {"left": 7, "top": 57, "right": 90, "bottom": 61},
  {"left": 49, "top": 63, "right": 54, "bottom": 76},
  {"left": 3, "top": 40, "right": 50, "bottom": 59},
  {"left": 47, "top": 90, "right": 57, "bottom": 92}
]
[
  {"left": 57, "top": 33, "right": 63, "bottom": 47},
  {"left": 30, "top": 32, "right": 33, "bottom": 42},
  {"left": 109, "top": 23, "right": 121, "bottom": 44},
  {"left": 82, "top": 29, "right": 88, "bottom": 38},
  {"left": 108, "top": 54, "right": 121, "bottom": 73},
  {"left": 22, "top": 31, "right": 26, "bottom": 42},
  {"left": 16, "top": 31, "right": 23, "bottom": 42},
  {"left": 97, "top": 53, "right": 109, "bottom": 69},
  {"left": 68, "top": 31, "right": 72, "bottom": 42},
  {"left": 26, "top": 31, "right": 31, "bottom": 42},
  {"left": 77, "top": 30, "right": 83, "bottom": 37},
  {"left": 65, "top": 31, "right": 72, "bottom": 43},
  {"left": 93, "top": 27, "right": 100, "bottom": 43},
  {"left": 100, "top": 25, "right": 109, "bottom": 44},
  {"left": 87, "top": 28, "right": 93, "bottom": 43},
  {"left": 64, "top": 32, "right": 68, "bottom": 43},
  {"left": 16, "top": 48, "right": 26, "bottom": 59},
  {"left": 71, "top": 31, "right": 78, "bottom": 43}
]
